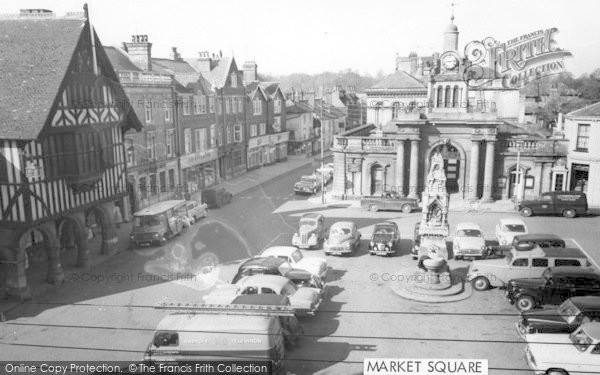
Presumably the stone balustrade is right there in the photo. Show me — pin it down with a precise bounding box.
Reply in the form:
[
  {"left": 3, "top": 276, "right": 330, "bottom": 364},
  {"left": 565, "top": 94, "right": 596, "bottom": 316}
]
[{"left": 501, "top": 139, "right": 568, "bottom": 156}]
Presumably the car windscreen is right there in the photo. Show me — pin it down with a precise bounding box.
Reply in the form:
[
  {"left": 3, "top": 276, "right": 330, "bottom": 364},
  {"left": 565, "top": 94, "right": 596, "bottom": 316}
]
[
  {"left": 135, "top": 215, "right": 163, "bottom": 227},
  {"left": 281, "top": 282, "right": 298, "bottom": 296},
  {"left": 504, "top": 224, "right": 526, "bottom": 232},
  {"left": 457, "top": 229, "right": 482, "bottom": 237},
  {"left": 291, "top": 250, "right": 303, "bottom": 263},
  {"left": 299, "top": 219, "right": 317, "bottom": 227},
  {"left": 558, "top": 300, "right": 583, "bottom": 324},
  {"left": 570, "top": 330, "right": 593, "bottom": 352}
]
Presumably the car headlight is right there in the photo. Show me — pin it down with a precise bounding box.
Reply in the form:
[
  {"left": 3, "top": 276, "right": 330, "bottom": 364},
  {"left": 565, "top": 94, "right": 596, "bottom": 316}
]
[
  {"left": 501, "top": 238, "right": 507, "bottom": 245},
  {"left": 454, "top": 242, "right": 460, "bottom": 250},
  {"left": 310, "top": 233, "right": 316, "bottom": 238},
  {"left": 344, "top": 242, "right": 351, "bottom": 248},
  {"left": 369, "top": 241, "right": 374, "bottom": 246},
  {"left": 481, "top": 245, "right": 487, "bottom": 250},
  {"left": 387, "top": 241, "right": 393, "bottom": 247},
  {"left": 154, "top": 233, "right": 160, "bottom": 237},
  {"left": 293, "top": 233, "right": 299, "bottom": 238}
]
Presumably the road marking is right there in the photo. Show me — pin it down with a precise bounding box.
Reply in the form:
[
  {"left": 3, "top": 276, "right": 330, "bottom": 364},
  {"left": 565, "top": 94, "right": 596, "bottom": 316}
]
[
  {"left": 569, "top": 238, "right": 600, "bottom": 270},
  {"left": 262, "top": 233, "right": 289, "bottom": 252}
]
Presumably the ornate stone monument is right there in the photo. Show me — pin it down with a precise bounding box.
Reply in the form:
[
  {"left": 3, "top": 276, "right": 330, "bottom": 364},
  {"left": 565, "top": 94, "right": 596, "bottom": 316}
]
[{"left": 390, "top": 151, "right": 472, "bottom": 302}]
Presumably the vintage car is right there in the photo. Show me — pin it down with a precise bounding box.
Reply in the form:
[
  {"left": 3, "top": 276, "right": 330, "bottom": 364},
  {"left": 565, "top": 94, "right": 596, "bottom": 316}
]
[
  {"left": 283, "top": 269, "right": 324, "bottom": 295},
  {"left": 315, "top": 166, "right": 333, "bottom": 185},
  {"left": 185, "top": 200, "right": 208, "bottom": 223},
  {"left": 231, "top": 257, "right": 292, "bottom": 284},
  {"left": 258, "top": 246, "right": 327, "bottom": 281},
  {"left": 452, "top": 222, "right": 488, "bottom": 260},
  {"left": 203, "top": 275, "right": 322, "bottom": 316},
  {"left": 323, "top": 221, "right": 361, "bottom": 256},
  {"left": 360, "top": 191, "right": 419, "bottom": 213},
  {"left": 467, "top": 246, "right": 591, "bottom": 291},
  {"left": 230, "top": 294, "right": 304, "bottom": 347},
  {"left": 517, "top": 296, "right": 600, "bottom": 339},
  {"left": 512, "top": 233, "right": 566, "bottom": 251},
  {"left": 525, "top": 322, "right": 600, "bottom": 375},
  {"left": 292, "top": 213, "right": 326, "bottom": 249},
  {"left": 369, "top": 221, "right": 400, "bottom": 256},
  {"left": 506, "top": 266, "right": 600, "bottom": 312},
  {"left": 201, "top": 187, "right": 232, "bottom": 209},
  {"left": 519, "top": 191, "right": 588, "bottom": 218},
  {"left": 293, "top": 175, "right": 322, "bottom": 195},
  {"left": 495, "top": 218, "right": 528, "bottom": 247}
]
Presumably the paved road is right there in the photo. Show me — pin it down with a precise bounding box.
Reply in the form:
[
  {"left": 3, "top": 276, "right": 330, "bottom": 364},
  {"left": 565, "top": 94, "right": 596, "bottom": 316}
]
[{"left": 1, "top": 164, "right": 599, "bottom": 374}]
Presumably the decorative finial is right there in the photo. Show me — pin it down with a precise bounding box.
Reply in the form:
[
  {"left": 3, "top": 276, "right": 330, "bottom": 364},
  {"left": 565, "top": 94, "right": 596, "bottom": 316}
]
[{"left": 450, "top": 2, "right": 458, "bottom": 22}]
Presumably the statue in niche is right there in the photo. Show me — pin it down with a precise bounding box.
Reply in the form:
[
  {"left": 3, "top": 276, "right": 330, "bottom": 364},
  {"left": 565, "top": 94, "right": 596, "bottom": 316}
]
[{"left": 427, "top": 152, "right": 446, "bottom": 193}]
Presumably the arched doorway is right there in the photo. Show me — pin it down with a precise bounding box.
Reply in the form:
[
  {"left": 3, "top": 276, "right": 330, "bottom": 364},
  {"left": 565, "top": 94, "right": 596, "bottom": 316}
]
[
  {"left": 19, "top": 228, "right": 47, "bottom": 286},
  {"left": 370, "top": 163, "right": 385, "bottom": 195},
  {"left": 57, "top": 216, "right": 88, "bottom": 267},
  {"left": 430, "top": 143, "right": 461, "bottom": 193},
  {"left": 85, "top": 207, "right": 106, "bottom": 255},
  {"left": 508, "top": 166, "right": 528, "bottom": 200}
]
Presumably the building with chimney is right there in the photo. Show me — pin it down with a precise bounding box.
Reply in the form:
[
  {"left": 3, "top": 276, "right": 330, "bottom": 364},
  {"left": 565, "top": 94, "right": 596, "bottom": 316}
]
[
  {"left": 0, "top": 9, "right": 142, "bottom": 299},
  {"left": 286, "top": 99, "right": 320, "bottom": 156},
  {"left": 186, "top": 52, "right": 247, "bottom": 180},
  {"left": 332, "top": 13, "right": 568, "bottom": 203},
  {"left": 243, "top": 61, "right": 289, "bottom": 169},
  {"left": 105, "top": 36, "right": 179, "bottom": 212}
]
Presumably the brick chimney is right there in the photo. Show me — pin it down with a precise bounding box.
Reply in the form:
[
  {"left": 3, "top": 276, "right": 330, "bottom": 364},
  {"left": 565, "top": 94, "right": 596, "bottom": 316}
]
[
  {"left": 123, "top": 35, "right": 152, "bottom": 71},
  {"left": 170, "top": 47, "right": 182, "bottom": 61},
  {"left": 243, "top": 61, "right": 258, "bottom": 82},
  {"left": 195, "top": 51, "right": 213, "bottom": 73}
]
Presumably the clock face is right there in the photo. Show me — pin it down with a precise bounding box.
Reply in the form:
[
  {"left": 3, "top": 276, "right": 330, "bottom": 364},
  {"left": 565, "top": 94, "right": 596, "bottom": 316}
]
[{"left": 442, "top": 55, "right": 458, "bottom": 70}]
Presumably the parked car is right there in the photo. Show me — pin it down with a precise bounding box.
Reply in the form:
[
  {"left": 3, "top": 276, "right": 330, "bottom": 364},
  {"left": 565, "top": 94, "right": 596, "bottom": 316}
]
[
  {"left": 452, "top": 222, "right": 487, "bottom": 260},
  {"left": 495, "top": 218, "right": 528, "bottom": 247},
  {"left": 467, "top": 246, "right": 591, "bottom": 291},
  {"left": 411, "top": 222, "right": 421, "bottom": 260},
  {"left": 315, "top": 166, "right": 333, "bottom": 185},
  {"left": 144, "top": 311, "right": 287, "bottom": 374},
  {"left": 231, "top": 257, "right": 292, "bottom": 284},
  {"left": 185, "top": 200, "right": 208, "bottom": 223},
  {"left": 525, "top": 322, "right": 600, "bottom": 375},
  {"left": 512, "top": 233, "right": 566, "bottom": 251},
  {"left": 324, "top": 221, "right": 361, "bottom": 256},
  {"left": 258, "top": 246, "right": 327, "bottom": 281},
  {"left": 283, "top": 269, "right": 324, "bottom": 294},
  {"left": 230, "top": 294, "right": 303, "bottom": 347},
  {"left": 203, "top": 275, "right": 322, "bottom": 316},
  {"left": 369, "top": 221, "right": 400, "bottom": 256},
  {"left": 293, "top": 175, "right": 322, "bottom": 195},
  {"left": 505, "top": 267, "right": 600, "bottom": 311},
  {"left": 517, "top": 296, "right": 600, "bottom": 339},
  {"left": 361, "top": 191, "right": 418, "bottom": 213},
  {"left": 519, "top": 191, "right": 588, "bottom": 218},
  {"left": 201, "top": 187, "right": 232, "bottom": 208},
  {"left": 291, "top": 213, "right": 326, "bottom": 249}
]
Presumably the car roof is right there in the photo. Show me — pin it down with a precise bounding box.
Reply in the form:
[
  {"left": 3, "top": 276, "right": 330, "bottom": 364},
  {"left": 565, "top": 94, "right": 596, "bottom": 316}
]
[
  {"left": 301, "top": 213, "right": 322, "bottom": 219},
  {"left": 260, "top": 246, "right": 298, "bottom": 257},
  {"left": 513, "top": 234, "right": 564, "bottom": 241},
  {"left": 570, "top": 296, "right": 600, "bottom": 310},
  {"left": 499, "top": 218, "right": 526, "bottom": 225},
  {"left": 455, "top": 222, "right": 481, "bottom": 230},
  {"left": 238, "top": 274, "right": 291, "bottom": 289},
  {"left": 240, "top": 257, "right": 286, "bottom": 268},
  {"left": 331, "top": 221, "right": 355, "bottom": 229},
  {"left": 541, "top": 247, "right": 586, "bottom": 258},
  {"left": 156, "top": 312, "right": 274, "bottom": 332},
  {"left": 547, "top": 267, "right": 600, "bottom": 277},
  {"left": 580, "top": 322, "right": 600, "bottom": 340},
  {"left": 284, "top": 269, "right": 312, "bottom": 279},
  {"left": 133, "top": 200, "right": 186, "bottom": 216},
  {"left": 375, "top": 221, "right": 396, "bottom": 227},
  {"left": 231, "top": 294, "right": 290, "bottom": 306}
]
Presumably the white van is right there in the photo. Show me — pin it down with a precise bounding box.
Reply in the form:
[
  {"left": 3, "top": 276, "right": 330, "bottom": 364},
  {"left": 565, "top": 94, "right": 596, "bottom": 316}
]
[{"left": 144, "top": 311, "right": 287, "bottom": 374}]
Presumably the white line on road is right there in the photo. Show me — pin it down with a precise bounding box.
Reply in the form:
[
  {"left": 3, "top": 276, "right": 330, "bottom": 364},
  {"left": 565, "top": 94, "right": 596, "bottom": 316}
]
[
  {"left": 262, "top": 232, "right": 289, "bottom": 252},
  {"left": 569, "top": 237, "right": 600, "bottom": 270}
]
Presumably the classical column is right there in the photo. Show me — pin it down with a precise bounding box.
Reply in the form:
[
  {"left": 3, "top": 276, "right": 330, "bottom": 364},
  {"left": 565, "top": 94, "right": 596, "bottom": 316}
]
[
  {"left": 481, "top": 140, "right": 496, "bottom": 202},
  {"left": 395, "top": 140, "right": 405, "bottom": 196},
  {"left": 468, "top": 140, "right": 480, "bottom": 200},
  {"left": 407, "top": 139, "right": 420, "bottom": 198},
  {"left": 361, "top": 160, "right": 369, "bottom": 196}
]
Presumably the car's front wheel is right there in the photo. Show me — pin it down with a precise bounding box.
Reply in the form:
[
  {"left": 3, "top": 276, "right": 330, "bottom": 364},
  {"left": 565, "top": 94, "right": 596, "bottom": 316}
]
[
  {"left": 516, "top": 295, "right": 535, "bottom": 311},
  {"left": 472, "top": 276, "right": 490, "bottom": 291},
  {"left": 545, "top": 368, "right": 569, "bottom": 375},
  {"left": 520, "top": 207, "right": 533, "bottom": 217}
]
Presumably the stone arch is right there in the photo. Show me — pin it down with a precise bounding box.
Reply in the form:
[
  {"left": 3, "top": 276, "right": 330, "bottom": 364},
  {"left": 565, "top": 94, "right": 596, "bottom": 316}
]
[
  {"left": 424, "top": 140, "right": 467, "bottom": 196},
  {"left": 363, "top": 160, "right": 392, "bottom": 196},
  {"left": 57, "top": 213, "right": 89, "bottom": 267},
  {"left": 86, "top": 203, "right": 118, "bottom": 256},
  {"left": 505, "top": 162, "right": 534, "bottom": 199}
]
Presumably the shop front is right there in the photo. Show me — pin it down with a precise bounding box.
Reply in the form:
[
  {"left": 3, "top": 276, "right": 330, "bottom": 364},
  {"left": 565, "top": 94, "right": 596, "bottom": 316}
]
[{"left": 180, "top": 148, "right": 219, "bottom": 195}]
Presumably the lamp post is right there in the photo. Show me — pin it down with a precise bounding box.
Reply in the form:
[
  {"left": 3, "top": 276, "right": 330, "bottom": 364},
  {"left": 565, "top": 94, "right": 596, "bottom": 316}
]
[
  {"left": 514, "top": 140, "right": 524, "bottom": 209},
  {"left": 320, "top": 92, "right": 325, "bottom": 205}
]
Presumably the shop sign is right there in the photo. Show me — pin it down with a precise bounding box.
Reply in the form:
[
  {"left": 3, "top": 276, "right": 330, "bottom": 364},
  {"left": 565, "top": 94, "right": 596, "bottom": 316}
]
[
  {"left": 464, "top": 27, "right": 572, "bottom": 88},
  {"left": 180, "top": 149, "right": 218, "bottom": 169}
]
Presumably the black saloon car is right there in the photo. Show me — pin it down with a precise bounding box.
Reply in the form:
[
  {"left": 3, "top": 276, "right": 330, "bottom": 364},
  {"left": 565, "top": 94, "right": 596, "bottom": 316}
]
[
  {"left": 231, "top": 257, "right": 291, "bottom": 283},
  {"left": 517, "top": 296, "right": 600, "bottom": 338},
  {"left": 506, "top": 267, "right": 600, "bottom": 312},
  {"left": 369, "top": 221, "right": 400, "bottom": 256}
]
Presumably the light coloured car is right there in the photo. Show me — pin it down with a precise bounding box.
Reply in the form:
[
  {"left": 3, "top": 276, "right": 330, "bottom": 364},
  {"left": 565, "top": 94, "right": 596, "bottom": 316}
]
[
  {"left": 258, "top": 246, "right": 327, "bottom": 281},
  {"left": 315, "top": 167, "right": 333, "bottom": 184},
  {"left": 525, "top": 322, "right": 600, "bottom": 375},
  {"left": 453, "top": 222, "right": 487, "bottom": 260},
  {"left": 495, "top": 218, "right": 528, "bottom": 247},
  {"left": 203, "top": 274, "right": 322, "bottom": 316},
  {"left": 185, "top": 200, "right": 208, "bottom": 223},
  {"left": 324, "top": 221, "right": 361, "bottom": 256},
  {"left": 292, "top": 213, "right": 326, "bottom": 249}
]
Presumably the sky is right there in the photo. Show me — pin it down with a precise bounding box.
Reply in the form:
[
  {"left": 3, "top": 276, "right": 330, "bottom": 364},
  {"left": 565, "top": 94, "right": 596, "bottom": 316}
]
[{"left": 4, "top": 0, "right": 600, "bottom": 77}]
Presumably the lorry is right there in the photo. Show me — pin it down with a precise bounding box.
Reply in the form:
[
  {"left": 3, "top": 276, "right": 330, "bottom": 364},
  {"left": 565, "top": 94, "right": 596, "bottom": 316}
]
[{"left": 360, "top": 191, "right": 419, "bottom": 213}]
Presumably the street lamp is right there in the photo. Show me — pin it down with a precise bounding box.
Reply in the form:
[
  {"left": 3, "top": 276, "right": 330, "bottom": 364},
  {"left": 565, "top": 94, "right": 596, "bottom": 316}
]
[{"left": 514, "top": 140, "right": 524, "bottom": 209}]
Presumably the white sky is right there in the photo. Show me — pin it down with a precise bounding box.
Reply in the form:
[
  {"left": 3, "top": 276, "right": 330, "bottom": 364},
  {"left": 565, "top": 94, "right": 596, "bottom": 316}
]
[{"left": 4, "top": 0, "right": 600, "bottom": 77}]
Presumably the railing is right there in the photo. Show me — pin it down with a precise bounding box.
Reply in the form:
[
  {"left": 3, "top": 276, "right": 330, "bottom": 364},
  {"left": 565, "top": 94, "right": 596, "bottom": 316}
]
[
  {"left": 500, "top": 139, "right": 568, "bottom": 156},
  {"left": 333, "top": 136, "right": 398, "bottom": 152}
]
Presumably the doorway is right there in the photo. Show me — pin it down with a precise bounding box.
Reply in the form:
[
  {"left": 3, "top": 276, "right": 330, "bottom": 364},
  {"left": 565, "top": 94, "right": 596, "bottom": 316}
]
[{"left": 431, "top": 143, "right": 461, "bottom": 193}]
